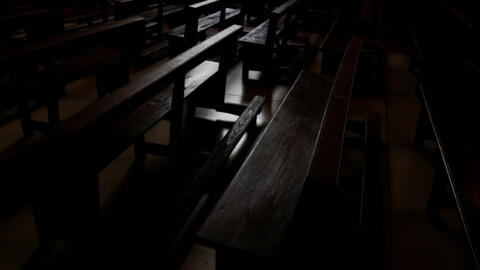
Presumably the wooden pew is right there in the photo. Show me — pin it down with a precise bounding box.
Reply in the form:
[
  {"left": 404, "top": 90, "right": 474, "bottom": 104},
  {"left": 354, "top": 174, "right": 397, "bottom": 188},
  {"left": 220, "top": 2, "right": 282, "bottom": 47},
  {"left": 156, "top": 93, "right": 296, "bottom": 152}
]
[
  {"left": 0, "top": 4, "right": 59, "bottom": 44},
  {"left": 0, "top": 16, "right": 146, "bottom": 137},
  {"left": 167, "top": 0, "right": 243, "bottom": 57},
  {"left": 0, "top": 25, "right": 266, "bottom": 255},
  {"left": 239, "top": 0, "right": 299, "bottom": 80},
  {"left": 406, "top": 1, "right": 480, "bottom": 267},
  {"left": 113, "top": 0, "right": 187, "bottom": 61},
  {"left": 197, "top": 36, "right": 364, "bottom": 268}
]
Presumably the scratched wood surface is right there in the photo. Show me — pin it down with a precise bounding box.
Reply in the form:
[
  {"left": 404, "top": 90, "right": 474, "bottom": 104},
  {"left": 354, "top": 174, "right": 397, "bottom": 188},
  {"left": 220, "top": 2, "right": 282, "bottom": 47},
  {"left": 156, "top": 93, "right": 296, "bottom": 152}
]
[{"left": 198, "top": 71, "right": 333, "bottom": 256}]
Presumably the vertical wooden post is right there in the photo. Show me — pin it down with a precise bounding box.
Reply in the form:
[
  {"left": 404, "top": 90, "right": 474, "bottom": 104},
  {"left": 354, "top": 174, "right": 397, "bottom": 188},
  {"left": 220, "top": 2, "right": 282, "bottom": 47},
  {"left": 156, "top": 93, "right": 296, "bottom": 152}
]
[
  {"left": 170, "top": 73, "right": 186, "bottom": 156},
  {"left": 184, "top": 7, "right": 199, "bottom": 49}
]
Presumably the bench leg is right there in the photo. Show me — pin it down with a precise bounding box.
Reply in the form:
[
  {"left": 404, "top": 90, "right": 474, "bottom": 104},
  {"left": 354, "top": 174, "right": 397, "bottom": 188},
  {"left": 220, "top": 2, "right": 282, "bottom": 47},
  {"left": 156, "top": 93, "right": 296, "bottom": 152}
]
[
  {"left": 134, "top": 135, "right": 146, "bottom": 164},
  {"left": 19, "top": 100, "right": 34, "bottom": 137},
  {"left": 242, "top": 61, "right": 249, "bottom": 81}
]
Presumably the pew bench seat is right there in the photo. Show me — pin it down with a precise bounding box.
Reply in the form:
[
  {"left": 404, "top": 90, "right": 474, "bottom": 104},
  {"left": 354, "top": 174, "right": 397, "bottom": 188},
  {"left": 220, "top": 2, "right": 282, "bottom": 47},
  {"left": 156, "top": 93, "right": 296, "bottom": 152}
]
[
  {"left": 90, "top": 60, "right": 220, "bottom": 170},
  {"left": 168, "top": 8, "right": 241, "bottom": 39}
]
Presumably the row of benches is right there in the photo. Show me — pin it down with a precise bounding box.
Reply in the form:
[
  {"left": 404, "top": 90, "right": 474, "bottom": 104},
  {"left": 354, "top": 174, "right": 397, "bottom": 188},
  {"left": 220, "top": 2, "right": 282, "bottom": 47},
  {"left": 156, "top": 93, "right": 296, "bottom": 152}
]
[
  {"left": 407, "top": 0, "right": 480, "bottom": 268},
  {"left": 0, "top": 1, "right": 386, "bottom": 267}
]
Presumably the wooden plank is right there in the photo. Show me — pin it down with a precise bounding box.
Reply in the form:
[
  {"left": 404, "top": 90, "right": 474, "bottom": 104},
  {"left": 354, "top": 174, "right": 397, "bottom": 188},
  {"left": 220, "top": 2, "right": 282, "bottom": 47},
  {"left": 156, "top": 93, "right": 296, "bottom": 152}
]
[
  {"left": 162, "top": 95, "right": 266, "bottom": 242},
  {"left": 0, "top": 16, "right": 145, "bottom": 64},
  {"left": 198, "top": 71, "right": 333, "bottom": 256},
  {"left": 90, "top": 60, "right": 219, "bottom": 170},
  {"left": 239, "top": 20, "right": 269, "bottom": 46},
  {"left": 308, "top": 36, "right": 364, "bottom": 186},
  {"left": 168, "top": 8, "right": 240, "bottom": 38},
  {"left": 55, "top": 25, "right": 241, "bottom": 137},
  {"left": 272, "top": 0, "right": 298, "bottom": 16}
]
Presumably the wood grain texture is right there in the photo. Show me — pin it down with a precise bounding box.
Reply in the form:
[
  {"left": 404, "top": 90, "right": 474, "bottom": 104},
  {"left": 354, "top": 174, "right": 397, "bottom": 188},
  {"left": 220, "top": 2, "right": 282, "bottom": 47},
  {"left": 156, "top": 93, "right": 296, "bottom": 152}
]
[
  {"left": 239, "top": 20, "right": 269, "bottom": 46},
  {"left": 272, "top": 0, "right": 298, "bottom": 16},
  {"left": 168, "top": 8, "right": 240, "bottom": 38},
  {"left": 198, "top": 71, "right": 333, "bottom": 256},
  {"left": 309, "top": 36, "right": 364, "bottom": 186},
  {"left": 0, "top": 16, "right": 145, "bottom": 64},
  {"left": 161, "top": 96, "right": 266, "bottom": 242},
  {"left": 55, "top": 25, "right": 241, "bottom": 137},
  {"left": 90, "top": 60, "right": 219, "bottom": 170}
]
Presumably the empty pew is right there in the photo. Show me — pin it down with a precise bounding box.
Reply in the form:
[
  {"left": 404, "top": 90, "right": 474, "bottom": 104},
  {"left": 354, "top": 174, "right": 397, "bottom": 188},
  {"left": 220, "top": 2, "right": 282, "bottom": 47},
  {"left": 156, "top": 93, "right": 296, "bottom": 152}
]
[
  {"left": 239, "top": 0, "right": 299, "bottom": 80},
  {"left": 167, "top": 0, "right": 243, "bottom": 57},
  {"left": 0, "top": 16, "right": 146, "bottom": 137},
  {"left": 197, "top": 36, "right": 364, "bottom": 269},
  {"left": 114, "top": 0, "right": 186, "bottom": 60},
  {"left": 0, "top": 25, "right": 264, "bottom": 256}
]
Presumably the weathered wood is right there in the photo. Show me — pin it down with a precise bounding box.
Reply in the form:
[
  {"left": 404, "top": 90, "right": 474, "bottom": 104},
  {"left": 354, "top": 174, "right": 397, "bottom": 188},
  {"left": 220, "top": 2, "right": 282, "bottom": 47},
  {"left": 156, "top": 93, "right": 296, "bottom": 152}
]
[
  {"left": 167, "top": 0, "right": 242, "bottom": 57},
  {"left": 168, "top": 8, "right": 241, "bottom": 38},
  {"left": 198, "top": 71, "right": 333, "bottom": 256},
  {"left": 90, "top": 60, "right": 220, "bottom": 170},
  {"left": 239, "top": 0, "right": 299, "bottom": 80},
  {"left": 309, "top": 36, "right": 364, "bottom": 186},
  {"left": 55, "top": 25, "right": 242, "bottom": 138},
  {"left": 162, "top": 95, "right": 265, "bottom": 245},
  {"left": 0, "top": 16, "right": 145, "bottom": 65}
]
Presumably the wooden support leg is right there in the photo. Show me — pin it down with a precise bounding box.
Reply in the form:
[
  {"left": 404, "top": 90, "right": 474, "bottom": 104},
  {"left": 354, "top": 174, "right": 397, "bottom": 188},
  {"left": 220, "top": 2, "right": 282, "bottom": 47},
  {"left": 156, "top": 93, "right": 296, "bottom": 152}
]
[
  {"left": 19, "top": 99, "right": 34, "bottom": 137},
  {"left": 134, "top": 135, "right": 146, "bottom": 164}
]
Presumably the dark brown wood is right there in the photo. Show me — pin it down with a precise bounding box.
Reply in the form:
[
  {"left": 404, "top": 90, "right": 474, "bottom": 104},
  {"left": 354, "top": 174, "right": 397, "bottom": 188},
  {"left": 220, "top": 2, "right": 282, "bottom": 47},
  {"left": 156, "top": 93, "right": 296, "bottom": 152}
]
[
  {"left": 239, "top": 0, "right": 299, "bottom": 80},
  {"left": 309, "top": 36, "right": 364, "bottom": 186},
  {"left": 198, "top": 71, "right": 333, "bottom": 256},
  {"left": 0, "top": 16, "right": 145, "bottom": 64},
  {"left": 56, "top": 25, "right": 242, "bottom": 138},
  {"left": 0, "top": 16, "right": 145, "bottom": 136},
  {"left": 167, "top": 0, "right": 242, "bottom": 57},
  {"left": 0, "top": 24, "right": 247, "bottom": 257}
]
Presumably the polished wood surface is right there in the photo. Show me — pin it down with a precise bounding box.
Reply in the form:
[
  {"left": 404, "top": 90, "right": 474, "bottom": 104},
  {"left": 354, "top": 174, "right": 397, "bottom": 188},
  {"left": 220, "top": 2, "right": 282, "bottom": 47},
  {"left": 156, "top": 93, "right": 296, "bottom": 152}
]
[
  {"left": 309, "top": 36, "right": 364, "bottom": 186},
  {"left": 198, "top": 71, "right": 333, "bottom": 256}
]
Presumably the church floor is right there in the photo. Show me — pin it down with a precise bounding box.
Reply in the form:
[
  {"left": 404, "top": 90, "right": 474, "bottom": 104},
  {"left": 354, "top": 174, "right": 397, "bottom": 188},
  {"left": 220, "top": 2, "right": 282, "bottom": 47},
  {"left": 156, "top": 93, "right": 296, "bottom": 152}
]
[{"left": 0, "top": 29, "right": 475, "bottom": 270}]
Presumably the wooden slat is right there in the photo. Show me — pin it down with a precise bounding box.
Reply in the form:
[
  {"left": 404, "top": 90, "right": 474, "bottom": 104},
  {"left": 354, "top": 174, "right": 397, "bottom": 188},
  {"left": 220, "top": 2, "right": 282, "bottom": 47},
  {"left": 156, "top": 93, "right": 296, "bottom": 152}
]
[
  {"left": 90, "top": 60, "right": 219, "bottom": 170},
  {"left": 0, "top": 16, "right": 145, "bottom": 64},
  {"left": 198, "top": 71, "right": 333, "bottom": 256},
  {"left": 239, "top": 20, "right": 269, "bottom": 46},
  {"left": 272, "top": 0, "right": 298, "bottom": 16},
  {"left": 162, "top": 95, "right": 266, "bottom": 241},
  {"left": 55, "top": 25, "right": 242, "bottom": 137},
  {"left": 308, "top": 36, "right": 364, "bottom": 186},
  {"left": 168, "top": 8, "right": 240, "bottom": 38}
]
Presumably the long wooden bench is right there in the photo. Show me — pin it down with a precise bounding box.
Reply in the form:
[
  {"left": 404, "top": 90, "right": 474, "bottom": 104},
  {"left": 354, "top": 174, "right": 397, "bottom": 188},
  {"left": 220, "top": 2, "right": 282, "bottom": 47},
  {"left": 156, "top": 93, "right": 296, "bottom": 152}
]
[
  {"left": 167, "top": 0, "right": 243, "bottom": 57},
  {"left": 0, "top": 16, "right": 146, "bottom": 137},
  {"left": 239, "top": 0, "right": 299, "bottom": 80},
  {"left": 197, "top": 36, "right": 364, "bottom": 268},
  {"left": 406, "top": 2, "right": 480, "bottom": 268},
  {"left": 0, "top": 25, "right": 266, "bottom": 258}
]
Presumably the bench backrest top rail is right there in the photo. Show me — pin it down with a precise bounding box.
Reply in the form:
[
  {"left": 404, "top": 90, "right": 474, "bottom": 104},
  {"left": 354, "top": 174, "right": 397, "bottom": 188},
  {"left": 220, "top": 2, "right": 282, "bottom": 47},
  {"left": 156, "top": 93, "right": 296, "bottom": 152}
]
[
  {"left": 308, "top": 36, "right": 364, "bottom": 186},
  {"left": 271, "top": 0, "right": 298, "bottom": 16},
  {"left": 420, "top": 74, "right": 480, "bottom": 269},
  {"left": 0, "top": 16, "right": 145, "bottom": 64},
  {"left": 56, "top": 24, "right": 242, "bottom": 137},
  {"left": 198, "top": 71, "right": 333, "bottom": 256},
  {"left": 189, "top": 0, "right": 223, "bottom": 13}
]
